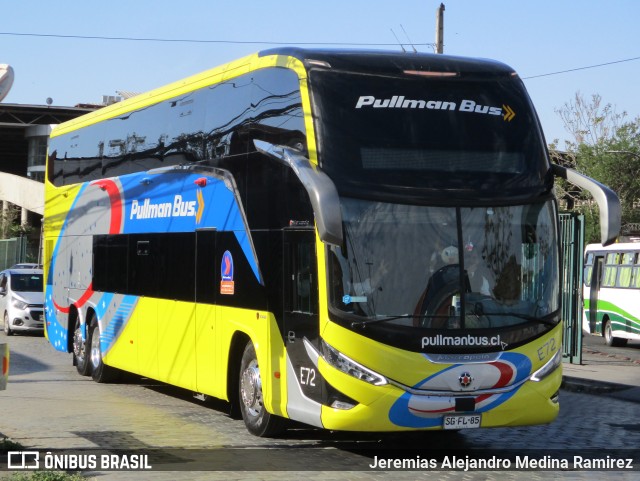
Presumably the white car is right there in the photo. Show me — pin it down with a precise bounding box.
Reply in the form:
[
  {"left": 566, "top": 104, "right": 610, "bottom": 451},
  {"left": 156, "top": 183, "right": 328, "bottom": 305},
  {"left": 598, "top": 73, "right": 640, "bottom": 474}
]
[
  {"left": 0, "top": 269, "right": 44, "bottom": 335},
  {"left": 9, "top": 263, "right": 42, "bottom": 269}
]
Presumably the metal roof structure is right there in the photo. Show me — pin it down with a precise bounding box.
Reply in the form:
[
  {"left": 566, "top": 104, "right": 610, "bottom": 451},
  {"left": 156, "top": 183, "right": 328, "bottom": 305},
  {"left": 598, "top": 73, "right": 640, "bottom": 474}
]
[
  {"left": 0, "top": 103, "right": 96, "bottom": 176},
  {"left": 0, "top": 103, "right": 98, "bottom": 221}
]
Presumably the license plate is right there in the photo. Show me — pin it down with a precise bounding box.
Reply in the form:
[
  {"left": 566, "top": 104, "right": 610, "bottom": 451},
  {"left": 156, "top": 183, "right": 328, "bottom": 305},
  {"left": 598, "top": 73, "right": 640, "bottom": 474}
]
[{"left": 443, "top": 414, "right": 481, "bottom": 430}]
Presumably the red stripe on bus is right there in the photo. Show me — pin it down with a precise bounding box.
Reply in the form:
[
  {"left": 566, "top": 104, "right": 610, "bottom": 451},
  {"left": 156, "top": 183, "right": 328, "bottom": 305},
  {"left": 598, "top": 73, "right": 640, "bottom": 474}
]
[
  {"left": 91, "top": 179, "right": 123, "bottom": 234},
  {"left": 53, "top": 283, "right": 95, "bottom": 313}
]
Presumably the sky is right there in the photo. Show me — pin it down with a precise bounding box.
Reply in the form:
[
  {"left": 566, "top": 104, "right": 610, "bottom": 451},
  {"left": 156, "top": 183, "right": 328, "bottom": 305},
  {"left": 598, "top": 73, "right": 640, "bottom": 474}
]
[{"left": 1, "top": 0, "right": 639, "bottom": 145}]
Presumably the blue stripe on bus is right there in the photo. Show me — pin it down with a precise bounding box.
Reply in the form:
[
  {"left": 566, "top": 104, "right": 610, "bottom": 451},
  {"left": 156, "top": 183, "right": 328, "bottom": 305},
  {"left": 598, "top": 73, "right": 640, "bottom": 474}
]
[
  {"left": 94, "top": 294, "right": 137, "bottom": 355},
  {"left": 120, "top": 172, "right": 262, "bottom": 283},
  {"left": 388, "top": 352, "right": 532, "bottom": 428}
]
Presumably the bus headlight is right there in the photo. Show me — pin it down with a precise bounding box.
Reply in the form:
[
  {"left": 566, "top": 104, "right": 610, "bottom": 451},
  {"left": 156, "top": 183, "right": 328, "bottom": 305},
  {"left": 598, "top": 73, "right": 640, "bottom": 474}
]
[
  {"left": 530, "top": 348, "right": 562, "bottom": 382},
  {"left": 321, "top": 340, "right": 387, "bottom": 386}
]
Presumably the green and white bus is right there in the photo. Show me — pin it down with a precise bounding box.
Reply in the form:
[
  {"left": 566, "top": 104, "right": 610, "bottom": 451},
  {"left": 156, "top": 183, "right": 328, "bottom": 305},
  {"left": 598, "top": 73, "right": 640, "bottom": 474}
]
[{"left": 583, "top": 242, "right": 640, "bottom": 346}]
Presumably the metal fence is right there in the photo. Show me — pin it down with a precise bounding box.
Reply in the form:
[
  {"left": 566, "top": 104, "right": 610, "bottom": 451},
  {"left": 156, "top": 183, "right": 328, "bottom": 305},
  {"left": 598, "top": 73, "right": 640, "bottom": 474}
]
[
  {"left": 0, "top": 236, "right": 34, "bottom": 271},
  {"left": 559, "top": 213, "right": 585, "bottom": 364}
]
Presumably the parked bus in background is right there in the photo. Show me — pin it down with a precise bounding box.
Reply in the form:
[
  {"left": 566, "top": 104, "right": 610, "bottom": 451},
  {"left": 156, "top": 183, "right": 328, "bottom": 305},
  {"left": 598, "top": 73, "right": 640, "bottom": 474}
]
[
  {"left": 583, "top": 242, "right": 640, "bottom": 346},
  {"left": 43, "top": 48, "right": 620, "bottom": 437}
]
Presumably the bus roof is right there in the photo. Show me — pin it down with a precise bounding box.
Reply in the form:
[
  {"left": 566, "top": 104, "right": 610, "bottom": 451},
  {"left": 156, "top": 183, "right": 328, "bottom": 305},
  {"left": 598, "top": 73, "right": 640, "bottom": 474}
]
[
  {"left": 258, "top": 47, "right": 517, "bottom": 77},
  {"left": 51, "top": 48, "right": 518, "bottom": 137},
  {"left": 585, "top": 242, "right": 640, "bottom": 252}
]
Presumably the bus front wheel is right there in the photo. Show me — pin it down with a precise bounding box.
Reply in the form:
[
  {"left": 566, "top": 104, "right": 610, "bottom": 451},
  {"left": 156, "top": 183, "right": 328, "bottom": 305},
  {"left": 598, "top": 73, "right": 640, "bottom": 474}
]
[
  {"left": 604, "top": 320, "right": 628, "bottom": 347},
  {"left": 239, "top": 342, "right": 286, "bottom": 437}
]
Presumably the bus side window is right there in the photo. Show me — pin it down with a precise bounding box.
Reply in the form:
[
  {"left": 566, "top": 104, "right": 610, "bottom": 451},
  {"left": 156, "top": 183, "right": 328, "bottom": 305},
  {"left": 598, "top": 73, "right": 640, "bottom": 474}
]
[
  {"left": 583, "top": 253, "right": 593, "bottom": 286},
  {"left": 602, "top": 253, "right": 619, "bottom": 287},
  {"left": 295, "top": 245, "right": 313, "bottom": 314},
  {"left": 584, "top": 265, "right": 593, "bottom": 286},
  {"left": 633, "top": 265, "right": 640, "bottom": 288},
  {"left": 631, "top": 252, "right": 640, "bottom": 288},
  {"left": 618, "top": 252, "right": 634, "bottom": 288},
  {"left": 618, "top": 266, "right": 632, "bottom": 287},
  {"left": 285, "top": 234, "right": 317, "bottom": 315}
]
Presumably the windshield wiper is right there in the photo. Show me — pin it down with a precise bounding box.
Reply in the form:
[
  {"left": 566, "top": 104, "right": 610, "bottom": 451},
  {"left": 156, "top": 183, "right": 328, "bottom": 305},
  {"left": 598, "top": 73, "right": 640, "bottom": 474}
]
[
  {"left": 350, "top": 314, "right": 437, "bottom": 328},
  {"left": 480, "top": 310, "right": 560, "bottom": 327}
]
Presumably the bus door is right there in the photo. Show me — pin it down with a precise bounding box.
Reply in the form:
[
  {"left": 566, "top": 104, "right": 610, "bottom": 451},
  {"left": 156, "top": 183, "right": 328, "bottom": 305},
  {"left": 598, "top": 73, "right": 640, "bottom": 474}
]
[
  {"left": 195, "top": 228, "right": 217, "bottom": 394},
  {"left": 589, "top": 256, "right": 604, "bottom": 333},
  {"left": 283, "top": 229, "right": 321, "bottom": 402}
]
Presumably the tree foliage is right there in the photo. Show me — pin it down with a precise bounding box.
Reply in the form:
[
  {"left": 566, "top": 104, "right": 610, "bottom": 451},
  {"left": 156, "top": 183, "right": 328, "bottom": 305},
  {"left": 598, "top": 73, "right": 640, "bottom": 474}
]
[{"left": 550, "top": 92, "right": 640, "bottom": 243}]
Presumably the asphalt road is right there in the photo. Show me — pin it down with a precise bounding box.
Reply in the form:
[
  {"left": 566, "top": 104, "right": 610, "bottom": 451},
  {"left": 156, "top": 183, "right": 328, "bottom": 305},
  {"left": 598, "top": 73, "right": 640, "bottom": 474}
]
[
  {"left": 0, "top": 332, "right": 638, "bottom": 480},
  {"left": 582, "top": 331, "right": 640, "bottom": 363}
]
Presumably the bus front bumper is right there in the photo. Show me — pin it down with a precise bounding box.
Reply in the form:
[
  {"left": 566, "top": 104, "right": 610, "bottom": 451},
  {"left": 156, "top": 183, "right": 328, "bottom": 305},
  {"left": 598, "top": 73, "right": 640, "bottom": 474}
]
[{"left": 317, "top": 356, "right": 561, "bottom": 432}]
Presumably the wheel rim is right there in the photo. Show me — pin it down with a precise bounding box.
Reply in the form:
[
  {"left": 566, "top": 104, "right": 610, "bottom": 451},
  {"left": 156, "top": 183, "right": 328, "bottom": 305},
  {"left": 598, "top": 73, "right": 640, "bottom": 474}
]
[
  {"left": 240, "top": 359, "right": 263, "bottom": 418},
  {"left": 605, "top": 323, "right": 612, "bottom": 343},
  {"left": 90, "top": 327, "right": 102, "bottom": 370},
  {"left": 73, "top": 324, "right": 86, "bottom": 364},
  {"left": 4, "top": 314, "right": 8, "bottom": 332}
]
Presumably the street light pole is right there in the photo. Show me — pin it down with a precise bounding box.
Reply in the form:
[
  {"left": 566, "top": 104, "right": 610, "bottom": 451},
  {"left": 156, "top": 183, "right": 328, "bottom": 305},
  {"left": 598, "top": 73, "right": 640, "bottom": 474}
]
[{"left": 435, "top": 3, "right": 445, "bottom": 54}]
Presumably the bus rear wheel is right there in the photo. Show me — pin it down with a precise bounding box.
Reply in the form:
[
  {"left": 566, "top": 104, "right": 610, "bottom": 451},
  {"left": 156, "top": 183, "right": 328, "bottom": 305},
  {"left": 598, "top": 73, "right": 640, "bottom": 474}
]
[
  {"left": 73, "top": 318, "right": 91, "bottom": 376},
  {"left": 89, "top": 318, "right": 121, "bottom": 383},
  {"left": 604, "top": 320, "right": 628, "bottom": 347},
  {"left": 239, "top": 342, "right": 286, "bottom": 437}
]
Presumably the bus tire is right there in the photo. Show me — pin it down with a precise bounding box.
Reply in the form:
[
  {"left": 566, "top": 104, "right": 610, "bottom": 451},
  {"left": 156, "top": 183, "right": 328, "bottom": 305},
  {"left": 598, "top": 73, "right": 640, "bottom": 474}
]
[
  {"left": 89, "top": 317, "right": 120, "bottom": 383},
  {"left": 227, "top": 338, "right": 245, "bottom": 420},
  {"left": 239, "top": 342, "right": 286, "bottom": 437},
  {"left": 73, "top": 318, "right": 91, "bottom": 376},
  {"left": 604, "top": 320, "right": 628, "bottom": 347}
]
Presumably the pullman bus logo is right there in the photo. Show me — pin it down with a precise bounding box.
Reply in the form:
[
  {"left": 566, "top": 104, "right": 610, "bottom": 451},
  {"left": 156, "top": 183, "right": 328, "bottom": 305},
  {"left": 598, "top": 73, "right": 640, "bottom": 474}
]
[
  {"left": 355, "top": 95, "right": 515, "bottom": 121},
  {"left": 129, "top": 191, "right": 205, "bottom": 224}
]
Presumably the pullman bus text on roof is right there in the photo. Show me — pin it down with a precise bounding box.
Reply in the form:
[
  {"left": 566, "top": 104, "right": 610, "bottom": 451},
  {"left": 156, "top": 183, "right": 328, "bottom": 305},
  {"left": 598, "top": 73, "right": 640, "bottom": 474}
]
[{"left": 355, "top": 95, "right": 503, "bottom": 116}]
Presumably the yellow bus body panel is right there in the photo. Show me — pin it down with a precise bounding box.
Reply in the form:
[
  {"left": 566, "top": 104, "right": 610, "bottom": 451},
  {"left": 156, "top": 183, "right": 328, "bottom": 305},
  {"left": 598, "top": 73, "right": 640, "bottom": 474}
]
[
  {"left": 98, "top": 297, "right": 286, "bottom": 411},
  {"left": 318, "top": 321, "right": 562, "bottom": 431}
]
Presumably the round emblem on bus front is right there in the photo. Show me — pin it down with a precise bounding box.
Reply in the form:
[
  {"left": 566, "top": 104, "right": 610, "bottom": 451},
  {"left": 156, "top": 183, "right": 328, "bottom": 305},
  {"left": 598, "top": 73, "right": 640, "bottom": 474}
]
[{"left": 459, "top": 372, "right": 473, "bottom": 388}]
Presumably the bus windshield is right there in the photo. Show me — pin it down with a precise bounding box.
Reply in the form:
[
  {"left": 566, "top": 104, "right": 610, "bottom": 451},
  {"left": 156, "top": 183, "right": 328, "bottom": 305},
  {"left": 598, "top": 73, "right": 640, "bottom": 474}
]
[
  {"left": 328, "top": 198, "right": 559, "bottom": 333},
  {"left": 310, "top": 69, "right": 550, "bottom": 199}
]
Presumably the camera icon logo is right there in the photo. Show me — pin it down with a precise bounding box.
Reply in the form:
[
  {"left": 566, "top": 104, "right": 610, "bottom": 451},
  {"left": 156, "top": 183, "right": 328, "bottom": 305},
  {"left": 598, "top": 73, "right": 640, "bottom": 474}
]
[{"left": 7, "top": 451, "right": 40, "bottom": 469}]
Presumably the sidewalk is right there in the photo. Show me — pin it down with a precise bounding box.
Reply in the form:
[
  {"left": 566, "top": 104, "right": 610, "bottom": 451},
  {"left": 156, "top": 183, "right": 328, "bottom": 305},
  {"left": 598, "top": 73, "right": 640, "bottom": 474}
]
[{"left": 562, "top": 346, "right": 640, "bottom": 403}]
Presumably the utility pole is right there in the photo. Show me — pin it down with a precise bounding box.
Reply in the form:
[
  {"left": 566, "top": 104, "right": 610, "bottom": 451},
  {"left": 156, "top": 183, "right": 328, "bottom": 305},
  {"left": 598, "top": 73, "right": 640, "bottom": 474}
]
[{"left": 435, "top": 3, "right": 445, "bottom": 54}]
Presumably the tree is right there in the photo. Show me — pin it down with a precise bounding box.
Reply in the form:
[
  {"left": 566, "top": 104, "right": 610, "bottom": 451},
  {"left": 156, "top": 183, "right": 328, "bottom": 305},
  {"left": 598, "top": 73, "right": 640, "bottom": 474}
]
[
  {"left": 550, "top": 92, "right": 640, "bottom": 243},
  {"left": 555, "top": 92, "right": 625, "bottom": 147}
]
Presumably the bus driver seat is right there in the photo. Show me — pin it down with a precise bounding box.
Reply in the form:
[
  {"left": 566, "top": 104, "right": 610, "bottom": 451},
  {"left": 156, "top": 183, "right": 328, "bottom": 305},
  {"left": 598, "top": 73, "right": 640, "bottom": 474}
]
[{"left": 414, "top": 264, "right": 463, "bottom": 328}]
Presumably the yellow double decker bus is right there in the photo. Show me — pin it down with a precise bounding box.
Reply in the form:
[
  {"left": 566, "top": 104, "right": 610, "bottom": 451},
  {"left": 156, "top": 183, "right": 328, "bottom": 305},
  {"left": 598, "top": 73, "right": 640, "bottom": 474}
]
[{"left": 43, "top": 48, "right": 619, "bottom": 436}]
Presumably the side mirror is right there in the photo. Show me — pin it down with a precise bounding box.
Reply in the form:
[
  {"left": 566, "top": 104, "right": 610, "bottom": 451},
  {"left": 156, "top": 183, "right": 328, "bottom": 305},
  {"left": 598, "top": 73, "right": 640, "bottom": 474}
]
[
  {"left": 552, "top": 164, "right": 621, "bottom": 246},
  {"left": 254, "top": 139, "right": 344, "bottom": 246}
]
